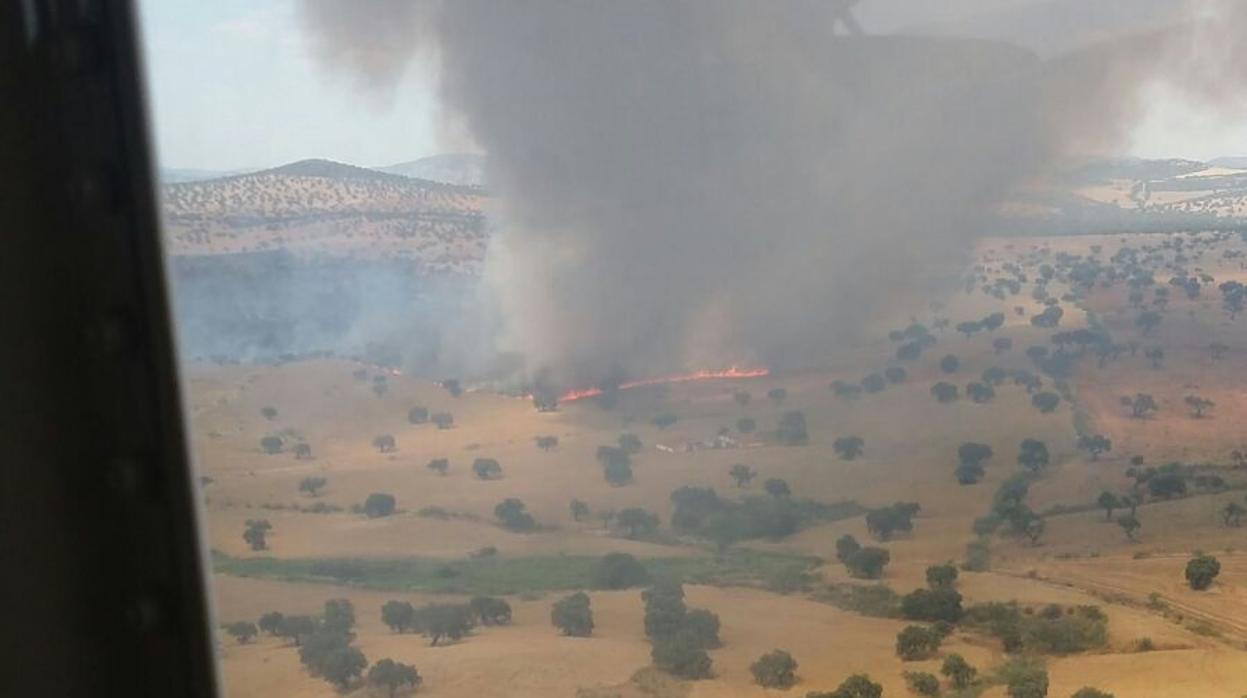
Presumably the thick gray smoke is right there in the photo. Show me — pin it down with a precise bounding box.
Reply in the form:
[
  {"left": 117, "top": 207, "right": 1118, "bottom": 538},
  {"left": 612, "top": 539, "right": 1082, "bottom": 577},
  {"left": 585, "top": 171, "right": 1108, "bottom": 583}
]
[{"left": 299, "top": 0, "right": 1246, "bottom": 386}]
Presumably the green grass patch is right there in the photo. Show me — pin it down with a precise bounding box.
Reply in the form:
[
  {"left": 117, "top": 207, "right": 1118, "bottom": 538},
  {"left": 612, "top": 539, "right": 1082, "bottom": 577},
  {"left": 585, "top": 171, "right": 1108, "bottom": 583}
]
[
  {"left": 211, "top": 548, "right": 820, "bottom": 596},
  {"left": 813, "top": 583, "right": 901, "bottom": 618}
]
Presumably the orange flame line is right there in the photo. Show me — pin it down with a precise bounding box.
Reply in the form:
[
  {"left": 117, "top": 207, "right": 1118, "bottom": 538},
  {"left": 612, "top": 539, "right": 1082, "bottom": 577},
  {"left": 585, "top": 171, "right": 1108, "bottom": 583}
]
[{"left": 551, "top": 366, "right": 769, "bottom": 402}]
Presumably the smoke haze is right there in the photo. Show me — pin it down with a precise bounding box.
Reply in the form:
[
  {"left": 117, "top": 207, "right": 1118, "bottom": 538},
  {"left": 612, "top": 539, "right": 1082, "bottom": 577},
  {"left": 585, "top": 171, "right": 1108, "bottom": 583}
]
[{"left": 299, "top": 0, "right": 1247, "bottom": 387}]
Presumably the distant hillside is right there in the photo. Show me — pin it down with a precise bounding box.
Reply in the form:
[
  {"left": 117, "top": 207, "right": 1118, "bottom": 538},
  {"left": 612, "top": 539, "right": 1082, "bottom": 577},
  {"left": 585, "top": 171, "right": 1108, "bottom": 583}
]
[
  {"left": 161, "top": 158, "right": 487, "bottom": 274},
  {"left": 1061, "top": 157, "right": 1207, "bottom": 185},
  {"left": 377, "top": 153, "right": 486, "bottom": 187},
  {"left": 1003, "top": 155, "right": 1247, "bottom": 234},
  {"left": 1211, "top": 157, "right": 1247, "bottom": 170}
]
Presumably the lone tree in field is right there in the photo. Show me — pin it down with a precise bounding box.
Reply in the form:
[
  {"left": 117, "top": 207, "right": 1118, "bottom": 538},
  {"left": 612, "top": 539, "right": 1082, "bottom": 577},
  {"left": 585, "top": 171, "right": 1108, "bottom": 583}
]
[
  {"left": 956, "top": 461, "right": 986, "bottom": 485},
  {"left": 844, "top": 547, "right": 890, "bottom": 579},
  {"left": 293, "top": 443, "right": 312, "bottom": 460},
  {"left": 1023, "top": 516, "right": 1046, "bottom": 545},
  {"left": 940, "top": 354, "right": 960, "bottom": 374},
  {"left": 835, "top": 534, "right": 862, "bottom": 563},
  {"left": 366, "top": 659, "right": 421, "bottom": 698},
  {"left": 276, "top": 615, "right": 317, "bottom": 646},
  {"left": 904, "top": 671, "right": 941, "bottom": 696},
  {"left": 652, "top": 631, "right": 713, "bottom": 679},
  {"left": 865, "top": 504, "right": 916, "bottom": 541},
  {"left": 258, "top": 611, "right": 284, "bottom": 636},
  {"left": 901, "top": 587, "right": 963, "bottom": 623},
  {"left": 897, "top": 340, "right": 924, "bottom": 361},
  {"left": 243, "top": 519, "right": 271, "bottom": 551},
  {"left": 1078, "top": 434, "right": 1112, "bottom": 461},
  {"left": 834, "top": 436, "right": 865, "bottom": 461},
  {"left": 830, "top": 378, "right": 860, "bottom": 400},
  {"left": 615, "top": 508, "right": 659, "bottom": 539},
  {"left": 430, "top": 412, "right": 455, "bottom": 430},
  {"left": 569, "top": 499, "right": 590, "bottom": 522},
  {"left": 895, "top": 625, "right": 942, "bottom": 661},
  {"left": 729, "top": 463, "right": 756, "bottom": 487},
  {"left": 260, "top": 406, "right": 278, "bottom": 421},
  {"left": 1126, "top": 393, "right": 1158, "bottom": 418},
  {"left": 926, "top": 563, "right": 958, "bottom": 589},
  {"left": 764, "top": 478, "right": 792, "bottom": 498},
  {"left": 959, "top": 442, "right": 993, "bottom": 470},
  {"left": 372, "top": 434, "right": 397, "bottom": 453},
  {"left": 751, "top": 649, "right": 798, "bottom": 688},
  {"left": 407, "top": 406, "right": 428, "bottom": 424},
  {"left": 535, "top": 435, "right": 559, "bottom": 451},
  {"left": 1136, "top": 309, "right": 1162, "bottom": 335},
  {"left": 260, "top": 435, "right": 283, "bottom": 454},
  {"left": 1031, "top": 391, "right": 1061, "bottom": 413},
  {"left": 931, "top": 382, "right": 959, "bottom": 403},
  {"left": 993, "top": 337, "right": 1014, "bottom": 354},
  {"left": 323, "top": 598, "right": 355, "bottom": 633},
  {"left": 1096, "top": 491, "right": 1121, "bottom": 521},
  {"left": 776, "top": 411, "right": 809, "bottom": 445},
  {"left": 603, "top": 457, "right": 634, "bottom": 486},
  {"left": 472, "top": 458, "right": 502, "bottom": 480},
  {"left": 363, "top": 493, "right": 396, "bottom": 518},
  {"left": 226, "top": 621, "right": 258, "bottom": 644},
  {"left": 1017, "top": 439, "right": 1050, "bottom": 473},
  {"left": 469, "top": 596, "right": 513, "bottom": 626},
  {"left": 967, "top": 381, "right": 995, "bottom": 403},
  {"left": 1185, "top": 554, "right": 1221, "bottom": 590},
  {"left": 768, "top": 387, "right": 788, "bottom": 405},
  {"left": 381, "top": 600, "right": 416, "bottom": 633},
  {"left": 299, "top": 476, "right": 327, "bottom": 497},
  {"left": 551, "top": 592, "right": 594, "bottom": 637},
  {"left": 1117, "top": 513, "right": 1141, "bottom": 541},
  {"left": 414, "top": 603, "right": 474, "bottom": 646},
  {"left": 977, "top": 366, "right": 1007, "bottom": 386},
  {"left": 861, "top": 373, "right": 887, "bottom": 394},
  {"left": 494, "top": 498, "right": 537, "bottom": 532},
  {"left": 426, "top": 458, "right": 449, "bottom": 475},
  {"left": 1185, "top": 395, "right": 1215, "bottom": 418},
  {"left": 299, "top": 632, "right": 367, "bottom": 689},
  {"left": 1222, "top": 501, "right": 1245, "bottom": 527},
  {"left": 1071, "top": 689, "right": 1114, "bottom": 698},
  {"left": 941, "top": 654, "right": 977, "bottom": 690},
  {"left": 814, "top": 674, "right": 883, "bottom": 698}
]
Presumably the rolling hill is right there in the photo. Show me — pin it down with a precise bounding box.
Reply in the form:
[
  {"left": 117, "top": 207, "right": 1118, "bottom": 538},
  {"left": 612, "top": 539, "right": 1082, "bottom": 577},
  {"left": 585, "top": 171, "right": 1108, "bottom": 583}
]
[
  {"left": 375, "top": 152, "right": 486, "bottom": 187},
  {"left": 161, "top": 158, "right": 487, "bottom": 274}
]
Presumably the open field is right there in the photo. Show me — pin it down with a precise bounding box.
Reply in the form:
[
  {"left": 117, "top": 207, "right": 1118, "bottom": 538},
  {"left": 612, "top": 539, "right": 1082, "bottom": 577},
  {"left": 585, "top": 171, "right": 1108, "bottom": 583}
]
[{"left": 187, "top": 229, "right": 1247, "bottom": 696}]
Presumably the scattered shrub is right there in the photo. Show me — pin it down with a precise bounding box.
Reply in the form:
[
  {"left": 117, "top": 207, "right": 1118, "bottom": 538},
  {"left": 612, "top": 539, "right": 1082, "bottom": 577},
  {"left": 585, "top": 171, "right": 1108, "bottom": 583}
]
[{"left": 750, "top": 649, "right": 798, "bottom": 689}]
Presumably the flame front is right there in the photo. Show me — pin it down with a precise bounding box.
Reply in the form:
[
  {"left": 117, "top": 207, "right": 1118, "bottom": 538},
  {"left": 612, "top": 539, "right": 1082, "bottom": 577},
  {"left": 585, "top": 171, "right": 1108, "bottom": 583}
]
[{"left": 555, "top": 366, "right": 769, "bottom": 402}]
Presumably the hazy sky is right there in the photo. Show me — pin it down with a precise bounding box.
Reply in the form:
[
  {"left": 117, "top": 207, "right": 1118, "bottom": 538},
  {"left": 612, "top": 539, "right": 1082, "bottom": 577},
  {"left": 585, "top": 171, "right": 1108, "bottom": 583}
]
[
  {"left": 138, "top": 0, "right": 441, "bottom": 170},
  {"left": 139, "top": 0, "right": 1246, "bottom": 171}
]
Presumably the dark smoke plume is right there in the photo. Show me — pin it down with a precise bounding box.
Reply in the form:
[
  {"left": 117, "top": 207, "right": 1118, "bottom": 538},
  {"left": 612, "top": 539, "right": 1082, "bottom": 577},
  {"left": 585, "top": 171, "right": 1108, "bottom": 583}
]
[{"left": 299, "top": 0, "right": 1246, "bottom": 386}]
